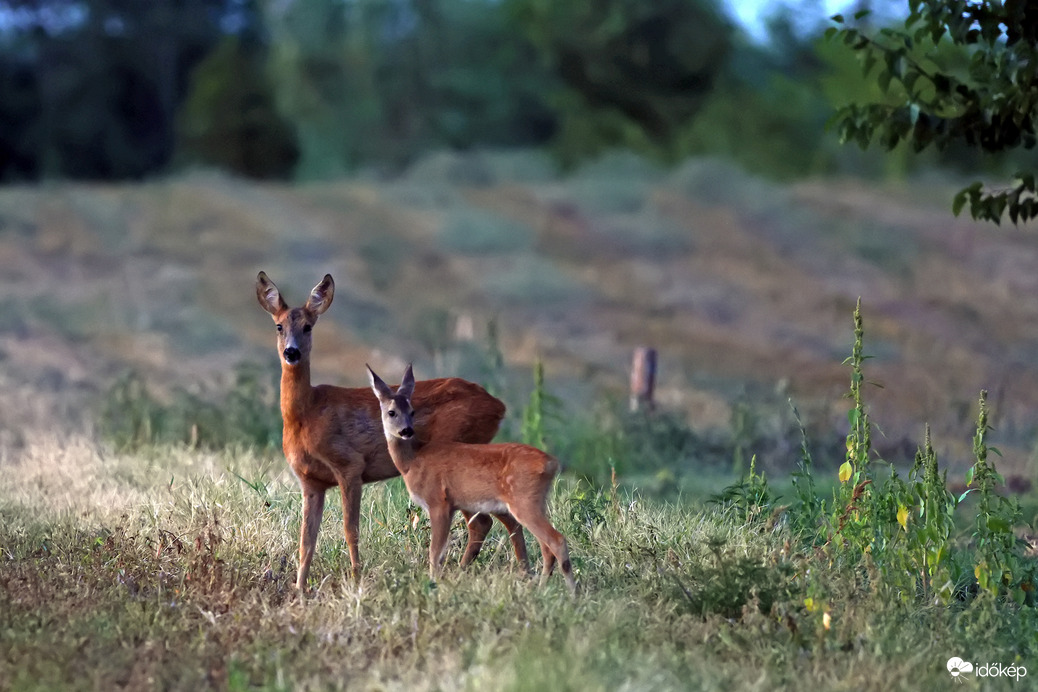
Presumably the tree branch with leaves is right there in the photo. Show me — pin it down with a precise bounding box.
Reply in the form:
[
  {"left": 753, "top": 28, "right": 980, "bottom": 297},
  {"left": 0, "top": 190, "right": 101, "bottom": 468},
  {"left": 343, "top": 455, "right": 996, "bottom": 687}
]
[{"left": 829, "top": 1, "right": 1038, "bottom": 224}]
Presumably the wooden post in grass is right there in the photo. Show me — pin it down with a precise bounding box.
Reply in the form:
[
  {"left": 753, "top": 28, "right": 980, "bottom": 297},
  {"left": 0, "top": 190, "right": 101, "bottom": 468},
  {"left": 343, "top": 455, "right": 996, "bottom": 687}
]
[{"left": 629, "top": 347, "right": 657, "bottom": 413}]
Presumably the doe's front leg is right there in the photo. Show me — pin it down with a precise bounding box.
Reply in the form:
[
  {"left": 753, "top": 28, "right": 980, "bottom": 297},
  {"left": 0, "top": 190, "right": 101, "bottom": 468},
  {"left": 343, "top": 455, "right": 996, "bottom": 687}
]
[{"left": 297, "top": 477, "right": 327, "bottom": 591}]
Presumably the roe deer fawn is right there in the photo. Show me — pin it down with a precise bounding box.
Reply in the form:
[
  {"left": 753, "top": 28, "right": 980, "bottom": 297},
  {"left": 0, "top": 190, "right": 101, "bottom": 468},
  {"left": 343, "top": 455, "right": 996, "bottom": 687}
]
[
  {"left": 369, "top": 364, "right": 577, "bottom": 593},
  {"left": 255, "top": 272, "right": 529, "bottom": 589}
]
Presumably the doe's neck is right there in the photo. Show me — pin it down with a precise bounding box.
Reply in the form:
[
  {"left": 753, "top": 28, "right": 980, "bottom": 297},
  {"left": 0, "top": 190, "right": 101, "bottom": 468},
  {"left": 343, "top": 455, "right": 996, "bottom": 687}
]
[{"left": 279, "top": 361, "right": 313, "bottom": 422}]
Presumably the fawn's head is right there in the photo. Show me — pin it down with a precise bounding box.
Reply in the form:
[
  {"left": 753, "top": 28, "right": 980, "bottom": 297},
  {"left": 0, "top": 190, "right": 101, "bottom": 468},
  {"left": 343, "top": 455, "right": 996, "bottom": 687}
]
[
  {"left": 256, "top": 272, "right": 334, "bottom": 367},
  {"left": 368, "top": 364, "right": 416, "bottom": 440}
]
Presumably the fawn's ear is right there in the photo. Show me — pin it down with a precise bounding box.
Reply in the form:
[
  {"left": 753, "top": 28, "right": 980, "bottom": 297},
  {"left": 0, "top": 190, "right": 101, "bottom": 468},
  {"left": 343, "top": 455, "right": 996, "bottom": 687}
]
[
  {"left": 399, "top": 363, "right": 416, "bottom": 401},
  {"left": 306, "top": 274, "right": 335, "bottom": 315},
  {"left": 367, "top": 365, "right": 393, "bottom": 402},
  {"left": 256, "top": 271, "right": 288, "bottom": 316}
]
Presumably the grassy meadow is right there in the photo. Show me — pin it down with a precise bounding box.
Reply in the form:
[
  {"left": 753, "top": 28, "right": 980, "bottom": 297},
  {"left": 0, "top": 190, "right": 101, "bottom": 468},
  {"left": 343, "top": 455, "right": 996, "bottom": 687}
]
[
  {"left": 2, "top": 152, "right": 1038, "bottom": 689},
  {"left": 3, "top": 431, "right": 1034, "bottom": 691}
]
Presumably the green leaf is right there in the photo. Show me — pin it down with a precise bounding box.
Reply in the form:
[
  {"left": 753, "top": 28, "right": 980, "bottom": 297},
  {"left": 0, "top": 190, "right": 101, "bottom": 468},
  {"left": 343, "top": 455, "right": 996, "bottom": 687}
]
[
  {"left": 862, "top": 52, "right": 877, "bottom": 77},
  {"left": 878, "top": 69, "right": 893, "bottom": 93},
  {"left": 952, "top": 189, "right": 968, "bottom": 216},
  {"left": 986, "top": 516, "right": 1011, "bottom": 533},
  {"left": 965, "top": 466, "right": 975, "bottom": 486},
  {"left": 902, "top": 72, "right": 921, "bottom": 94}
]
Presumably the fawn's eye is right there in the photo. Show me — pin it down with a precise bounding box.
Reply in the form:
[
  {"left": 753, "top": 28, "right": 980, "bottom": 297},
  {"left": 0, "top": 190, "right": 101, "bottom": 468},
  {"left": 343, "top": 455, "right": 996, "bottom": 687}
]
[
  {"left": 303, "top": 324, "right": 312, "bottom": 333},
  {"left": 276, "top": 324, "right": 283, "bottom": 332},
  {"left": 388, "top": 410, "right": 396, "bottom": 418}
]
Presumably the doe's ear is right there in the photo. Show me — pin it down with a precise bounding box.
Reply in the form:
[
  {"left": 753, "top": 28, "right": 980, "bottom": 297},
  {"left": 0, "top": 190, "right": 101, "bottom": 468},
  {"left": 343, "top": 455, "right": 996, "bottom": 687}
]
[
  {"left": 398, "top": 363, "right": 416, "bottom": 401},
  {"left": 306, "top": 274, "right": 335, "bottom": 315},
  {"left": 367, "top": 364, "right": 393, "bottom": 402},
  {"left": 256, "top": 271, "right": 288, "bottom": 316}
]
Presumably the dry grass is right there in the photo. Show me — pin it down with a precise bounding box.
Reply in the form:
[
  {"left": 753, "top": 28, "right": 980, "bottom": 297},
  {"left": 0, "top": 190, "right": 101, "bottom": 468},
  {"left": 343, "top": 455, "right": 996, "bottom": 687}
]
[{"left": 2, "top": 431, "right": 1033, "bottom": 691}]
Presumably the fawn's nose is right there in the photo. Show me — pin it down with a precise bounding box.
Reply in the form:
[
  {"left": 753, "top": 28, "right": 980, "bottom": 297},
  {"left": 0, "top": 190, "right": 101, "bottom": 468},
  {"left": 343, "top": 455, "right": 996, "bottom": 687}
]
[
  {"left": 398, "top": 427, "right": 415, "bottom": 439},
  {"left": 283, "top": 347, "right": 301, "bottom": 364}
]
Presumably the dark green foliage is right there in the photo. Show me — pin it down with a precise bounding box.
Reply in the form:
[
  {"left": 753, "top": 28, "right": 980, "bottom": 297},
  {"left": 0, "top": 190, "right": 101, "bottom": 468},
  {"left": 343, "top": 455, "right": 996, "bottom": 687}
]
[
  {"left": 966, "top": 391, "right": 1034, "bottom": 602},
  {"left": 621, "top": 410, "right": 704, "bottom": 473},
  {"left": 520, "top": 359, "right": 556, "bottom": 451},
  {"left": 709, "top": 455, "right": 773, "bottom": 524},
  {"left": 682, "top": 27, "right": 838, "bottom": 179},
  {"left": 830, "top": 2, "right": 1038, "bottom": 223},
  {"left": 560, "top": 481, "right": 610, "bottom": 540},
  {"left": 832, "top": 297, "right": 878, "bottom": 555},
  {"left": 4, "top": 0, "right": 978, "bottom": 184},
  {"left": 523, "top": 391, "right": 712, "bottom": 491},
  {"left": 640, "top": 523, "right": 796, "bottom": 621},
  {"left": 221, "top": 362, "right": 283, "bottom": 449},
  {"left": 509, "top": 0, "right": 732, "bottom": 165},
  {"left": 176, "top": 35, "right": 298, "bottom": 178},
  {"left": 0, "top": 0, "right": 238, "bottom": 181},
  {"left": 264, "top": 0, "right": 557, "bottom": 177},
  {"left": 98, "top": 362, "right": 281, "bottom": 451},
  {"left": 789, "top": 401, "right": 822, "bottom": 536}
]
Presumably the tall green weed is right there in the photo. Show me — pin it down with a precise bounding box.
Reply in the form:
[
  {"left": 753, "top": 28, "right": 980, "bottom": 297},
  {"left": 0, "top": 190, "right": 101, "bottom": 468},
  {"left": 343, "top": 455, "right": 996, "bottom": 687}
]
[
  {"left": 99, "top": 362, "right": 281, "bottom": 451},
  {"left": 714, "top": 299, "right": 1035, "bottom": 608}
]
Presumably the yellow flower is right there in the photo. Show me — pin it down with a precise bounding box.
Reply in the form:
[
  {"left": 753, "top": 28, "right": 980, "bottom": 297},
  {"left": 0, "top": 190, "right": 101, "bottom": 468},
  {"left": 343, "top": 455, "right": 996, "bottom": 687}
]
[
  {"left": 839, "top": 461, "right": 853, "bottom": 483},
  {"left": 822, "top": 611, "right": 832, "bottom": 630},
  {"left": 897, "top": 505, "right": 909, "bottom": 531},
  {"left": 804, "top": 597, "right": 815, "bottom": 612}
]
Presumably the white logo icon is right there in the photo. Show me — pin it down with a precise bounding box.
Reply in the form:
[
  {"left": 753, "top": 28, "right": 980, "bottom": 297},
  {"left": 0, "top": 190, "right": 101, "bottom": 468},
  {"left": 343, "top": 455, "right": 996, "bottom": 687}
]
[{"left": 947, "top": 657, "right": 974, "bottom": 678}]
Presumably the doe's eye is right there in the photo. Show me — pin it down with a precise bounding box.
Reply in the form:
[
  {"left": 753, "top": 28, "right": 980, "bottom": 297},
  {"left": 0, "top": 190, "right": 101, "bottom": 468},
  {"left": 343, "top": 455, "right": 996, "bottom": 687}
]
[
  {"left": 303, "top": 324, "right": 312, "bottom": 333},
  {"left": 276, "top": 324, "right": 283, "bottom": 332},
  {"left": 388, "top": 410, "right": 396, "bottom": 418}
]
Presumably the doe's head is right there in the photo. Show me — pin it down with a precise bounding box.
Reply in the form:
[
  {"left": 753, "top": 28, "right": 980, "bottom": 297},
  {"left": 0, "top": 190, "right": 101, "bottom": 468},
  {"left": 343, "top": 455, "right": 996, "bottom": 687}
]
[
  {"left": 256, "top": 271, "right": 334, "bottom": 366},
  {"left": 368, "top": 364, "right": 416, "bottom": 440}
]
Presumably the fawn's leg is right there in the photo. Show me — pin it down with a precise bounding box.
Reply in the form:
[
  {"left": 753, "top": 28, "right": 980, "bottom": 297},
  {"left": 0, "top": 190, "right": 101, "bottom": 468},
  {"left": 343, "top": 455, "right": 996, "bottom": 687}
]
[
  {"left": 493, "top": 513, "right": 531, "bottom": 571},
  {"left": 427, "top": 506, "right": 454, "bottom": 580},
  {"left": 510, "top": 505, "right": 576, "bottom": 593},
  {"left": 460, "top": 512, "right": 493, "bottom": 566}
]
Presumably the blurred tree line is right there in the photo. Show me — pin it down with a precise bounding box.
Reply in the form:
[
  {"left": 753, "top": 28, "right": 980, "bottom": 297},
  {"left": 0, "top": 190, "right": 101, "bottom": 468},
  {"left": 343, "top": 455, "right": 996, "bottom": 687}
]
[{"left": 0, "top": 0, "right": 1026, "bottom": 183}]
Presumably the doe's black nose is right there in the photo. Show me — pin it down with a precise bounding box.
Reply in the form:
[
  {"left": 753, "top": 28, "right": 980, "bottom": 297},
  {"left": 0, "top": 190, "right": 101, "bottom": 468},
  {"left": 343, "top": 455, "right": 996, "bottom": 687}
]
[
  {"left": 399, "top": 427, "right": 415, "bottom": 439},
  {"left": 283, "top": 347, "right": 301, "bottom": 364}
]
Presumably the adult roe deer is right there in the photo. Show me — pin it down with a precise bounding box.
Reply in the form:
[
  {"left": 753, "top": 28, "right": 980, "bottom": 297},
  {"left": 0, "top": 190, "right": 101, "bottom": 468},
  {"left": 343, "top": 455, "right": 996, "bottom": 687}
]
[
  {"left": 368, "top": 364, "right": 577, "bottom": 593},
  {"left": 255, "top": 271, "right": 529, "bottom": 589}
]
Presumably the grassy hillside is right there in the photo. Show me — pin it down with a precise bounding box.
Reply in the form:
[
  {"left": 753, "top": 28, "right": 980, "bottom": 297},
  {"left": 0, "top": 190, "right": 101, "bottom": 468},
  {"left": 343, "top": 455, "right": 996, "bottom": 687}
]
[{"left": 2, "top": 152, "right": 1038, "bottom": 476}]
